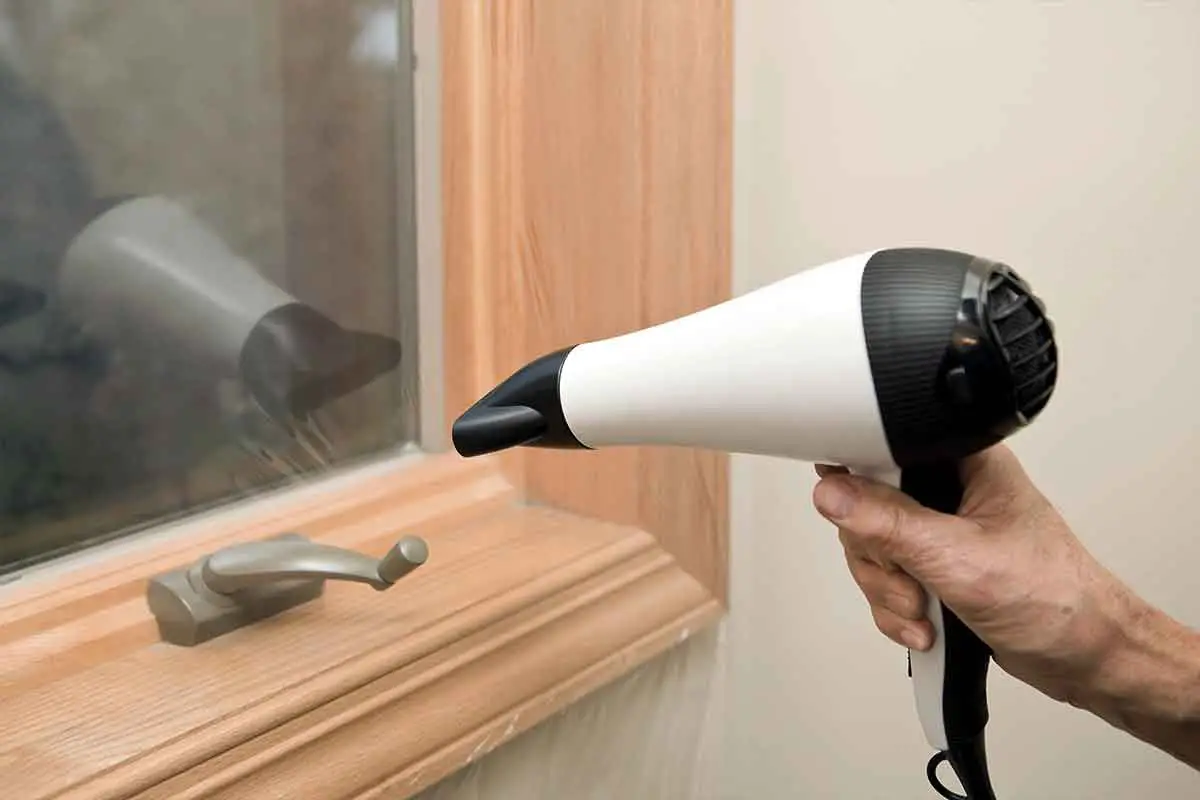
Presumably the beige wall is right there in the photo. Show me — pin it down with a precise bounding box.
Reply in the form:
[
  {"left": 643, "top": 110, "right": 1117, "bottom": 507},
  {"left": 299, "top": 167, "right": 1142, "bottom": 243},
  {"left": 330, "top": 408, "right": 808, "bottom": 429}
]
[
  {"left": 420, "top": 2, "right": 1200, "bottom": 798},
  {"left": 726, "top": 1, "right": 1199, "bottom": 796}
]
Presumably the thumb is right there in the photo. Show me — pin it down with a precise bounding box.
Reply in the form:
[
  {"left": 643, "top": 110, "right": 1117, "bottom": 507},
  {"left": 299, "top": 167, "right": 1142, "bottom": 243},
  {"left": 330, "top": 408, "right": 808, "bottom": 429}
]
[{"left": 812, "top": 472, "right": 980, "bottom": 578}]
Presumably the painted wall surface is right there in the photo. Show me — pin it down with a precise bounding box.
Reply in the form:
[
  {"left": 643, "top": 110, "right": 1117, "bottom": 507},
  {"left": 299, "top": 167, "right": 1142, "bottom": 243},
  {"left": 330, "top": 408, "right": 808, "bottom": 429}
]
[
  {"left": 725, "top": 2, "right": 1200, "bottom": 796},
  {"left": 421, "top": 2, "right": 1200, "bottom": 798}
]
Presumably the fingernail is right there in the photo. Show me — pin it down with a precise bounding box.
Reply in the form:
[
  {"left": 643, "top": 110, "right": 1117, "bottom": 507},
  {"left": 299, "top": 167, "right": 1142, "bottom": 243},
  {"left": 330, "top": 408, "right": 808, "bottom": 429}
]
[
  {"left": 901, "top": 628, "right": 928, "bottom": 650},
  {"left": 814, "top": 478, "right": 856, "bottom": 519}
]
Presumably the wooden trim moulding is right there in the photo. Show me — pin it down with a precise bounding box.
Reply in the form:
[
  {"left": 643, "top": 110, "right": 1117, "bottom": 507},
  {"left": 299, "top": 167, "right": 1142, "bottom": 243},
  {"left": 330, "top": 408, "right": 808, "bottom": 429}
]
[
  {"left": 0, "top": 1, "right": 732, "bottom": 797},
  {"left": 441, "top": 0, "right": 733, "bottom": 602},
  {"left": 0, "top": 454, "right": 722, "bottom": 799}
]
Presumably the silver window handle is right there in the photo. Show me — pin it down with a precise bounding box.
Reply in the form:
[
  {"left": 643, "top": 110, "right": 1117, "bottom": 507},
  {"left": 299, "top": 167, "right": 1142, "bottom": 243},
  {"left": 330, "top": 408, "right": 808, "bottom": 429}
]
[
  {"left": 146, "top": 532, "right": 429, "bottom": 647},
  {"left": 201, "top": 536, "right": 428, "bottom": 594}
]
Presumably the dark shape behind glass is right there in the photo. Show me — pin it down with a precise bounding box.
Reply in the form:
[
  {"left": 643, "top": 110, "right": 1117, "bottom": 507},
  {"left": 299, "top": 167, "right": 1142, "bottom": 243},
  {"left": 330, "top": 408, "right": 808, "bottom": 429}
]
[{"left": 0, "top": 58, "right": 403, "bottom": 573}]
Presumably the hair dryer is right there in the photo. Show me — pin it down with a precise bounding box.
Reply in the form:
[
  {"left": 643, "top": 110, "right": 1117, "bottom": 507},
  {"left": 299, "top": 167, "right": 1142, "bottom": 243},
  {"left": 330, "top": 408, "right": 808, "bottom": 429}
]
[
  {"left": 450, "top": 247, "right": 1059, "bottom": 799},
  {"left": 55, "top": 195, "right": 402, "bottom": 426}
]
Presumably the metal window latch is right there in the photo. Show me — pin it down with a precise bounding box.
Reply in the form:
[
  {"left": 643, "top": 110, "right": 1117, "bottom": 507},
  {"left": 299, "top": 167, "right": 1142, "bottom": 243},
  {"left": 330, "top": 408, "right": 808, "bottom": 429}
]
[{"left": 145, "top": 532, "right": 429, "bottom": 646}]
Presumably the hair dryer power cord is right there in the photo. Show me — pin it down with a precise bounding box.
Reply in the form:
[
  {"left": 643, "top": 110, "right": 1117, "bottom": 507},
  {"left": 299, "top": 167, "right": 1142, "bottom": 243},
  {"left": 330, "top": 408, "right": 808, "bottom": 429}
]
[{"left": 926, "top": 735, "right": 997, "bottom": 800}]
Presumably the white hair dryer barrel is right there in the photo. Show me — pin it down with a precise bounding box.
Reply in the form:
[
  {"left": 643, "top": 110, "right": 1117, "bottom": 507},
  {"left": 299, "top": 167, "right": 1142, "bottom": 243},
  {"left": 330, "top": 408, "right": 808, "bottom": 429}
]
[{"left": 450, "top": 247, "right": 1059, "bottom": 800}]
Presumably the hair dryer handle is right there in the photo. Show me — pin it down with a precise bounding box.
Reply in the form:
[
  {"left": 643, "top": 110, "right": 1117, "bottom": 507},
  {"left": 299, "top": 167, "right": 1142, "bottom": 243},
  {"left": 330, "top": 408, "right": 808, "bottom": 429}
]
[{"left": 855, "top": 463, "right": 996, "bottom": 800}]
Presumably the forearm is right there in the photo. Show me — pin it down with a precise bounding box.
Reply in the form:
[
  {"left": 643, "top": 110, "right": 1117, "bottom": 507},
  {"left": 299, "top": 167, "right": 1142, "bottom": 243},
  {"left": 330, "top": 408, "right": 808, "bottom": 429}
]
[{"left": 1083, "top": 593, "right": 1200, "bottom": 769}]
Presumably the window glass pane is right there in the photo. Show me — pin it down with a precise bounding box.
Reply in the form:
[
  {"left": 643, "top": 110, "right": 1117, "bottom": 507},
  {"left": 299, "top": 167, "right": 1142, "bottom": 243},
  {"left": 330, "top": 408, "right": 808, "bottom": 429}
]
[{"left": 0, "top": 0, "right": 420, "bottom": 573}]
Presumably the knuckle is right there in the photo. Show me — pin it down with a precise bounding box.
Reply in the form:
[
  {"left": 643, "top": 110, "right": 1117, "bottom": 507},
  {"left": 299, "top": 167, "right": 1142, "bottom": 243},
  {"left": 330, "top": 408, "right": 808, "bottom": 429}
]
[
  {"left": 870, "top": 607, "right": 907, "bottom": 644},
  {"left": 888, "top": 587, "right": 925, "bottom": 620},
  {"left": 860, "top": 580, "right": 888, "bottom": 609},
  {"left": 848, "top": 557, "right": 884, "bottom": 594},
  {"left": 851, "top": 568, "right": 881, "bottom": 604}
]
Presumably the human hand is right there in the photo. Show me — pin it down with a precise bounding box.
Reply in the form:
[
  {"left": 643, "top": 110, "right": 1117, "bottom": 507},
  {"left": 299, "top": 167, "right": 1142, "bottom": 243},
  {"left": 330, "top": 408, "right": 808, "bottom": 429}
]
[{"left": 811, "top": 444, "right": 1136, "bottom": 707}]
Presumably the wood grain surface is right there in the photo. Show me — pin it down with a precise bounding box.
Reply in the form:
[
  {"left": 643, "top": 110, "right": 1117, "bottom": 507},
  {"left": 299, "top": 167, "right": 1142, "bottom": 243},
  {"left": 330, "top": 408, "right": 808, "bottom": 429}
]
[
  {"left": 0, "top": 452, "right": 718, "bottom": 800},
  {"left": 442, "top": 0, "right": 733, "bottom": 602}
]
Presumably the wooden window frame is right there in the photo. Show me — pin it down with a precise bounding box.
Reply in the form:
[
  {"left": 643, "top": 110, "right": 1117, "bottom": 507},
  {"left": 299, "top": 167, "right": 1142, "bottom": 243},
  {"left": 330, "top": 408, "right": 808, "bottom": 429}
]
[{"left": 0, "top": 2, "right": 733, "bottom": 798}]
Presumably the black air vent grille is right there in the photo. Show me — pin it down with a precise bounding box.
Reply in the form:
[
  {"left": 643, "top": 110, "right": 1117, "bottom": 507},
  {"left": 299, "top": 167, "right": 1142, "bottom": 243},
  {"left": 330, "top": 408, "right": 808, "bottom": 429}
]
[{"left": 985, "top": 270, "right": 1057, "bottom": 419}]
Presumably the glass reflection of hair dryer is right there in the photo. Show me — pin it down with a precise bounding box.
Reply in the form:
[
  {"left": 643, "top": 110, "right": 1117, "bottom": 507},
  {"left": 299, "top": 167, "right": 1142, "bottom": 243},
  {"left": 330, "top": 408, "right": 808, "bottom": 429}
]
[
  {"left": 451, "top": 248, "right": 1060, "bottom": 800},
  {"left": 0, "top": 56, "right": 401, "bottom": 438},
  {"left": 0, "top": 55, "right": 402, "bottom": 541},
  {"left": 56, "top": 194, "right": 402, "bottom": 447}
]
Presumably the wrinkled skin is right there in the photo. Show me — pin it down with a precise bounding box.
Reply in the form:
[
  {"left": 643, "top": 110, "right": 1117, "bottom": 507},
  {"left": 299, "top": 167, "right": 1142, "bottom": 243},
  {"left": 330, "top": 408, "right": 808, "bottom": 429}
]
[{"left": 812, "top": 444, "right": 1136, "bottom": 708}]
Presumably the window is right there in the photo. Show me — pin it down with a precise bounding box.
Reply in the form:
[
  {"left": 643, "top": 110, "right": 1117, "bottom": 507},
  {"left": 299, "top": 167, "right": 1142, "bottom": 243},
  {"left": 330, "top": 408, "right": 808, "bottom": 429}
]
[
  {"left": 0, "top": 2, "right": 732, "bottom": 797},
  {"left": 1, "top": 0, "right": 423, "bottom": 576}
]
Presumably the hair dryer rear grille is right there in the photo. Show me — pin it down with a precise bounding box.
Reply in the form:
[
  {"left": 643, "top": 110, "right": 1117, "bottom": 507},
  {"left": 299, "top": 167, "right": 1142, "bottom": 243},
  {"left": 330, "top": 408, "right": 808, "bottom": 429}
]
[{"left": 985, "top": 271, "right": 1056, "bottom": 419}]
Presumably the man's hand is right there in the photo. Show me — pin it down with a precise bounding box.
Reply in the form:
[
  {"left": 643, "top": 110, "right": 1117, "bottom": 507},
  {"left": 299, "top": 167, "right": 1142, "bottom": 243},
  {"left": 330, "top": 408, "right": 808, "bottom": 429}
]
[
  {"left": 811, "top": 445, "right": 1126, "bottom": 704},
  {"left": 811, "top": 444, "right": 1200, "bottom": 769}
]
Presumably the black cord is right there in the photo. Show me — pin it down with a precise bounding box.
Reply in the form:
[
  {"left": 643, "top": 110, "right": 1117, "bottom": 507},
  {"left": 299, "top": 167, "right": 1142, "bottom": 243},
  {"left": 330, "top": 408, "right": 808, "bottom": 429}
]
[
  {"left": 926, "top": 738, "right": 998, "bottom": 800},
  {"left": 927, "top": 751, "right": 968, "bottom": 800}
]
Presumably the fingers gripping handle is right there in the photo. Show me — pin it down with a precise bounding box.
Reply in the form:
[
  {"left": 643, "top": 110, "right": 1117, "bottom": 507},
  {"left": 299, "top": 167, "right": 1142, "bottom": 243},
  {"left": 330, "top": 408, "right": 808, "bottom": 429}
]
[{"left": 857, "top": 463, "right": 997, "bottom": 800}]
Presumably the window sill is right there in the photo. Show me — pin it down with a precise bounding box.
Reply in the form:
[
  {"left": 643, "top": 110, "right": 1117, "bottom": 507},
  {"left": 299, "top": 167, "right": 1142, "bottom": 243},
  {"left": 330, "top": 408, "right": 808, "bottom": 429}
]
[{"left": 0, "top": 453, "right": 723, "bottom": 798}]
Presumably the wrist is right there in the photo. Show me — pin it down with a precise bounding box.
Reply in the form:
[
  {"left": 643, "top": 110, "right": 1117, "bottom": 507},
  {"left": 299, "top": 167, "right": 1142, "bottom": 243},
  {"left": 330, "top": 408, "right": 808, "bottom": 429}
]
[{"left": 1081, "top": 585, "right": 1200, "bottom": 757}]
